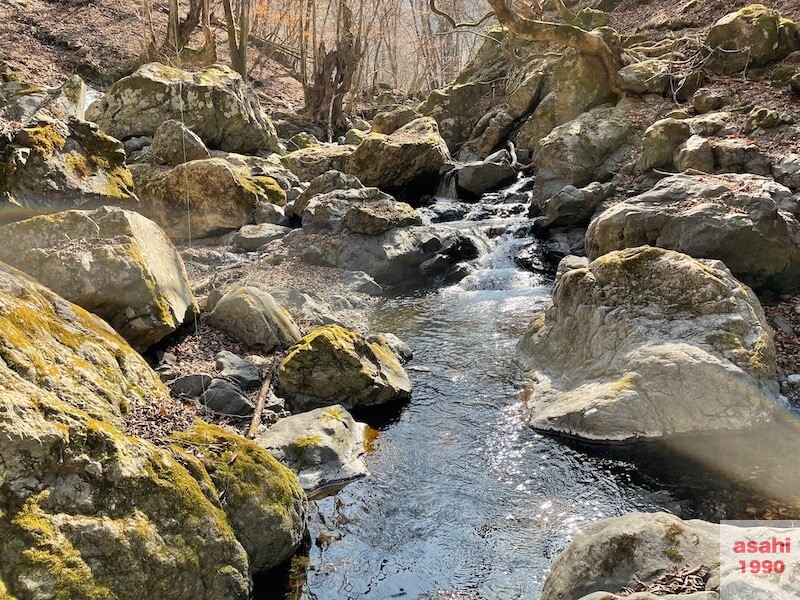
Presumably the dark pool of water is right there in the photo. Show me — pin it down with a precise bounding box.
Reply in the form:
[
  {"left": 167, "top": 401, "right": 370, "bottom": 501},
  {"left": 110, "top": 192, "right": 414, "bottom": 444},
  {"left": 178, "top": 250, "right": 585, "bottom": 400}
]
[{"left": 256, "top": 280, "right": 799, "bottom": 600}]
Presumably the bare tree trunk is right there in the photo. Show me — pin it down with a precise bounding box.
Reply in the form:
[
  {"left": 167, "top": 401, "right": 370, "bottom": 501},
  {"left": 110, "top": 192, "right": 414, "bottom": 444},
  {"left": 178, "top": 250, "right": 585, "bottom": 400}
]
[
  {"left": 223, "top": 0, "right": 251, "bottom": 80},
  {"left": 303, "top": 1, "right": 363, "bottom": 136}
]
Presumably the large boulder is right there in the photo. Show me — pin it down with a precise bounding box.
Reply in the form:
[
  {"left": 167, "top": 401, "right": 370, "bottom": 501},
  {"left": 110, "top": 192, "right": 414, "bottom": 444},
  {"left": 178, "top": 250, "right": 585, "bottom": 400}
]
[
  {"left": 0, "top": 207, "right": 195, "bottom": 350},
  {"left": 417, "top": 82, "right": 492, "bottom": 151},
  {"left": 455, "top": 155, "right": 518, "bottom": 199},
  {"left": 293, "top": 169, "right": 364, "bottom": 216},
  {"left": 0, "top": 115, "right": 137, "bottom": 219},
  {"left": 371, "top": 106, "right": 422, "bottom": 135},
  {"left": 86, "top": 63, "right": 279, "bottom": 154},
  {"left": 207, "top": 286, "right": 301, "bottom": 352},
  {"left": 542, "top": 513, "right": 719, "bottom": 600},
  {"left": 282, "top": 224, "right": 471, "bottom": 285},
  {"left": 276, "top": 324, "right": 412, "bottom": 411},
  {"left": 533, "top": 101, "right": 640, "bottom": 200},
  {"left": 348, "top": 118, "right": 451, "bottom": 192},
  {"left": 517, "top": 246, "right": 779, "bottom": 441},
  {"left": 515, "top": 49, "right": 616, "bottom": 150},
  {"left": 0, "top": 263, "right": 255, "bottom": 599},
  {"left": 0, "top": 75, "right": 87, "bottom": 124},
  {"left": 281, "top": 145, "right": 356, "bottom": 183},
  {"left": 706, "top": 5, "right": 799, "bottom": 74},
  {"left": 586, "top": 174, "right": 800, "bottom": 292},
  {"left": 170, "top": 422, "right": 307, "bottom": 573},
  {"left": 131, "top": 157, "right": 286, "bottom": 241},
  {"left": 256, "top": 405, "right": 369, "bottom": 498},
  {"left": 297, "top": 187, "right": 419, "bottom": 235}
]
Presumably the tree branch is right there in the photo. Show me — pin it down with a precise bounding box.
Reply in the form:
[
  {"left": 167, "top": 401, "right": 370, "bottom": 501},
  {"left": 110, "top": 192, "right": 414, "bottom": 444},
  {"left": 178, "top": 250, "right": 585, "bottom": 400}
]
[{"left": 428, "top": 0, "right": 495, "bottom": 29}]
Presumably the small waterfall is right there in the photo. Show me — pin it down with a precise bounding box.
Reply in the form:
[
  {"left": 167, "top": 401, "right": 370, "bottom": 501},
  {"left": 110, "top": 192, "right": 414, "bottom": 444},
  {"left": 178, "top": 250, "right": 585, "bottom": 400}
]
[{"left": 434, "top": 169, "right": 459, "bottom": 200}]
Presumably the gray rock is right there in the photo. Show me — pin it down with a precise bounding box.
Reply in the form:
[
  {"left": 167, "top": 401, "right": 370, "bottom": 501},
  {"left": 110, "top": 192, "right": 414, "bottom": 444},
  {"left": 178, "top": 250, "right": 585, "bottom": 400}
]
[
  {"left": 692, "top": 88, "right": 731, "bottom": 113},
  {"left": 207, "top": 286, "right": 302, "bottom": 351},
  {"left": 771, "top": 153, "right": 800, "bottom": 190},
  {"left": 542, "top": 512, "right": 720, "bottom": 600},
  {"left": 518, "top": 246, "right": 779, "bottom": 441},
  {"left": 344, "top": 270, "right": 383, "bottom": 295},
  {"left": 554, "top": 254, "right": 589, "bottom": 286},
  {"left": 277, "top": 324, "right": 412, "bottom": 411},
  {"left": 348, "top": 118, "right": 451, "bottom": 191},
  {"left": 534, "top": 182, "right": 611, "bottom": 232},
  {"left": 0, "top": 206, "right": 196, "bottom": 351},
  {"left": 674, "top": 135, "right": 715, "bottom": 172},
  {"left": 587, "top": 173, "right": 800, "bottom": 292},
  {"left": 534, "top": 101, "right": 639, "bottom": 200},
  {"left": 371, "top": 106, "right": 421, "bottom": 134},
  {"left": 256, "top": 405, "right": 369, "bottom": 498},
  {"left": 200, "top": 379, "right": 254, "bottom": 416},
  {"left": 639, "top": 118, "right": 691, "bottom": 172},
  {"left": 369, "top": 332, "right": 413, "bottom": 363},
  {"left": 255, "top": 202, "right": 289, "bottom": 226},
  {"left": 141, "top": 119, "right": 210, "bottom": 166},
  {"left": 455, "top": 157, "right": 518, "bottom": 198},
  {"left": 712, "top": 138, "right": 770, "bottom": 175},
  {"left": 293, "top": 170, "right": 364, "bottom": 216},
  {"left": 87, "top": 63, "right": 278, "bottom": 154},
  {"left": 618, "top": 59, "right": 670, "bottom": 95},
  {"left": 271, "top": 289, "right": 343, "bottom": 327},
  {"left": 216, "top": 351, "right": 263, "bottom": 390},
  {"left": 232, "top": 223, "right": 291, "bottom": 251},
  {"left": 281, "top": 145, "right": 356, "bottom": 183},
  {"left": 170, "top": 373, "right": 213, "bottom": 398}
]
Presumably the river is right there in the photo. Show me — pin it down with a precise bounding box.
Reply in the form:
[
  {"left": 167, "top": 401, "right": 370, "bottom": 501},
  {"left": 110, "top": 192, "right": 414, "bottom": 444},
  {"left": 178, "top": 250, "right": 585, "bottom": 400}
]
[{"left": 258, "top": 178, "right": 796, "bottom": 600}]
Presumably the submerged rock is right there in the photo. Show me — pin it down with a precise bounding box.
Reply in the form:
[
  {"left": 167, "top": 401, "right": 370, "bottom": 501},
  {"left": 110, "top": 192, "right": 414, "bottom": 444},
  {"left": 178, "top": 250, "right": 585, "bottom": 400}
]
[
  {"left": 207, "top": 286, "right": 301, "bottom": 352},
  {"left": 542, "top": 513, "right": 719, "bottom": 600},
  {"left": 277, "top": 324, "right": 412, "bottom": 411},
  {"left": 586, "top": 173, "right": 800, "bottom": 292},
  {"left": 0, "top": 206, "right": 196, "bottom": 350},
  {"left": 517, "top": 246, "right": 779, "bottom": 441},
  {"left": 256, "top": 405, "right": 369, "bottom": 498},
  {"left": 86, "top": 63, "right": 279, "bottom": 154}
]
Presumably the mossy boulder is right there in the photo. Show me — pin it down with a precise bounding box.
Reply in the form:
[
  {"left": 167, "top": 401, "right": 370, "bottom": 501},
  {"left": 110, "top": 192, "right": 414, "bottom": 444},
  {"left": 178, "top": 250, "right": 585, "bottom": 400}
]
[
  {"left": 515, "top": 49, "right": 616, "bottom": 150},
  {"left": 542, "top": 513, "right": 719, "bottom": 600},
  {"left": 586, "top": 173, "right": 800, "bottom": 292},
  {"left": 131, "top": 157, "right": 286, "bottom": 241},
  {"left": 0, "top": 115, "right": 137, "bottom": 220},
  {"left": 371, "top": 106, "right": 422, "bottom": 135},
  {"left": 0, "top": 75, "right": 86, "bottom": 124},
  {"left": 347, "top": 118, "right": 451, "bottom": 192},
  {"left": 571, "top": 8, "right": 610, "bottom": 30},
  {"left": 706, "top": 5, "right": 799, "bottom": 74},
  {"left": 207, "top": 286, "right": 301, "bottom": 352},
  {"left": 280, "top": 145, "right": 356, "bottom": 183},
  {"left": 0, "top": 262, "right": 254, "bottom": 599},
  {"left": 0, "top": 206, "right": 196, "bottom": 351},
  {"left": 517, "top": 246, "right": 780, "bottom": 441},
  {"left": 417, "top": 82, "right": 492, "bottom": 151},
  {"left": 86, "top": 63, "right": 279, "bottom": 154},
  {"left": 342, "top": 195, "right": 421, "bottom": 236},
  {"left": 276, "top": 324, "right": 412, "bottom": 411},
  {"left": 170, "top": 422, "right": 307, "bottom": 573},
  {"left": 618, "top": 59, "right": 671, "bottom": 95}
]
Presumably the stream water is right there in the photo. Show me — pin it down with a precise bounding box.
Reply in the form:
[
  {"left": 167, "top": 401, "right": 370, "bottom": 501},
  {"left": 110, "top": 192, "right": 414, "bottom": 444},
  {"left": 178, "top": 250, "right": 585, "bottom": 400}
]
[{"left": 259, "top": 179, "right": 798, "bottom": 600}]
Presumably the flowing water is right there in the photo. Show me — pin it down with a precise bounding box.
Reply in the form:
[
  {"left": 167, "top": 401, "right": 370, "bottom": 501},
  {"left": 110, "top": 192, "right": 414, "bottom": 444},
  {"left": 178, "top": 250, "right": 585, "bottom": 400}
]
[{"left": 260, "top": 179, "right": 799, "bottom": 600}]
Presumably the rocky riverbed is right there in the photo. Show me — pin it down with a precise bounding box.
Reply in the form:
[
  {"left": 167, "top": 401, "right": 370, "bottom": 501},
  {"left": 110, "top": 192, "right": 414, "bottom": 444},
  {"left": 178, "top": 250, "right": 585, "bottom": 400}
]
[{"left": 1, "top": 2, "right": 800, "bottom": 599}]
